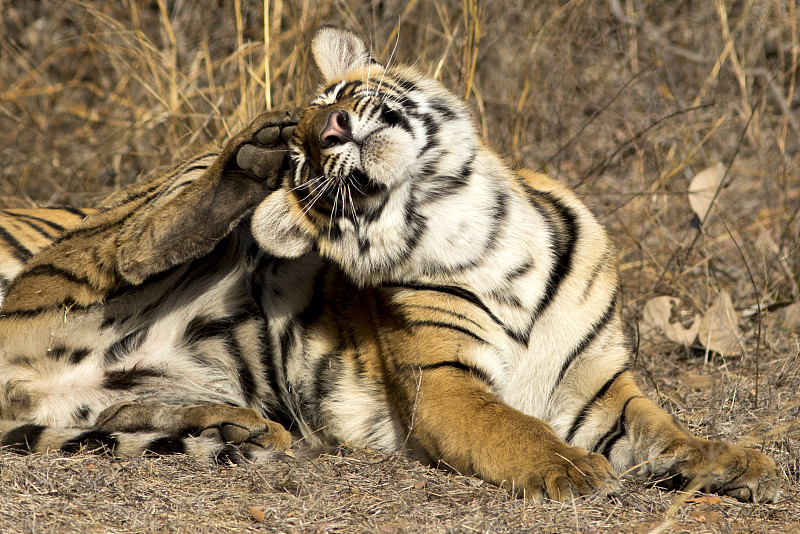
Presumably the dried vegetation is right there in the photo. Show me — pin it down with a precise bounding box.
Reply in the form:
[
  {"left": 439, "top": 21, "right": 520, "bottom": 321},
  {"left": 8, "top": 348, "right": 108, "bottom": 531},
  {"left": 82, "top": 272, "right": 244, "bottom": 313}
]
[{"left": 1, "top": 0, "right": 799, "bottom": 532}]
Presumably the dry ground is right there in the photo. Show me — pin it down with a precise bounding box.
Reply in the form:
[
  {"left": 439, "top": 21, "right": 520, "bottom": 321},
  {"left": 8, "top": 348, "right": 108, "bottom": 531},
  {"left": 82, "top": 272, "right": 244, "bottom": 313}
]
[{"left": 1, "top": 1, "right": 799, "bottom": 532}]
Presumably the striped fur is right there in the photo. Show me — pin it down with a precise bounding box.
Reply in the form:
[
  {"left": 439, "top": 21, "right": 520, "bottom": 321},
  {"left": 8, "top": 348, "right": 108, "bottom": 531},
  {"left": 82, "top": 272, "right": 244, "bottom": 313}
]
[
  {"left": 0, "top": 110, "right": 298, "bottom": 461},
  {"left": 0, "top": 27, "right": 780, "bottom": 502},
  {"left": 0, "top": 208, "right": 93, "bottom": 303},
  {"left": 249, "top": 27, "right": 780, "bottom": 502}
]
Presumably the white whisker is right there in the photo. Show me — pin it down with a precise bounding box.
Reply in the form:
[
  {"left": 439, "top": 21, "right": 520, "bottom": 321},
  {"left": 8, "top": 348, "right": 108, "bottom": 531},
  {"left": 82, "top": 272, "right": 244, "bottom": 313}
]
[
  {"left": 291, "top": 174, "right": 325, "bottom": 195},
  {"left": 300, "top": 177, "right": 334, "bottom": 219},
  {"left": 327, "top": 180, "right": 345, "bottom": 240},
  {"left": 295, "top": 176, "right": 328, "bottom": 205},
  {"left": 375, "top": 26, "right": 401, "bottom": 103},
  {"left": 346, "top": 184, "right": 359, "bottom": 232},
  {"left": 346, "top": 174, "right": 367, "bottom": 197}
]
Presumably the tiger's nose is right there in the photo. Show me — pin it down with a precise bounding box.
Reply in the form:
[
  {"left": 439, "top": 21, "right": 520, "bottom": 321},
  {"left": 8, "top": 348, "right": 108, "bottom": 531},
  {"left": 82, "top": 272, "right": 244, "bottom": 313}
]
[{"left": 320, "top": 110, "right": 357, "bottom": 147}]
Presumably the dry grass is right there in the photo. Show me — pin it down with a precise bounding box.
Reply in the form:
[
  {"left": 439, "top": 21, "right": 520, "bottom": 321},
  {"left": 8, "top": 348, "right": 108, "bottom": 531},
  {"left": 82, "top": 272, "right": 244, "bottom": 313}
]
[{"left": 1, "top": 0, "right": 798, "bottom": 532}]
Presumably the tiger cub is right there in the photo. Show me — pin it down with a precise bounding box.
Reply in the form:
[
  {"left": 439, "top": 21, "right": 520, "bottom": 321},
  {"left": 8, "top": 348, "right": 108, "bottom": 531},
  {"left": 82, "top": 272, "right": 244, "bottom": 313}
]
[
  {"left": 0, "top": 26, "right": 780, "bottom": 503},
  {"left": 246, "top": 26, "right": 781, "bottom": 502}
]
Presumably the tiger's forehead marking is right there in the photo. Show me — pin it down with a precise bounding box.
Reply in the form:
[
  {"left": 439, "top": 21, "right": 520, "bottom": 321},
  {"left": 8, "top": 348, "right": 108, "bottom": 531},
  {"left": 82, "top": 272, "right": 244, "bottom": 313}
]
[{"left": 313, "top": 72, "right": 414, "bottom": 107}]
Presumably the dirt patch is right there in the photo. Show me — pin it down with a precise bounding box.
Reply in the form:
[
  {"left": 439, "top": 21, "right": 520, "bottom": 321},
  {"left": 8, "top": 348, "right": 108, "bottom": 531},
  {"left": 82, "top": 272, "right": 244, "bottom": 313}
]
[{"left": 1, "top": 447, "right": 798, "bottom": 533}]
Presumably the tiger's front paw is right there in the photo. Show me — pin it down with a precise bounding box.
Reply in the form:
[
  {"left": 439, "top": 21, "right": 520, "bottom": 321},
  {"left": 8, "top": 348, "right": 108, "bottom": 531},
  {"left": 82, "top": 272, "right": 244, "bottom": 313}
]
[
  {"left": 184, "top": 404, "right": 292, "bottom": 452},
  {"left": 227, "top": 108, "right": 303, "bottom": 188},
  {"left": 522, "top": 444, "right": 620, "bottom": 502},
  {"left": 654, "top": 440, "right": 781, "bottom": 503}
]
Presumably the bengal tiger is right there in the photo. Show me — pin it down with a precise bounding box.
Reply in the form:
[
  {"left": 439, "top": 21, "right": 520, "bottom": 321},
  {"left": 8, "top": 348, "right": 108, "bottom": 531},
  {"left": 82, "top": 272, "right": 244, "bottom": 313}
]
[{"left": 0, "top": 26, "right": 780, "bottom": 503}]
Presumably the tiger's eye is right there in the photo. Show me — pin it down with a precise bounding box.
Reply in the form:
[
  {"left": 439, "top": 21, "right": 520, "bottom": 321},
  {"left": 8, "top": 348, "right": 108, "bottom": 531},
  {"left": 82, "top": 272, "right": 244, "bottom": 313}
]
[{"left": 381, "top": 106, "right": 402, "bottom": 126}]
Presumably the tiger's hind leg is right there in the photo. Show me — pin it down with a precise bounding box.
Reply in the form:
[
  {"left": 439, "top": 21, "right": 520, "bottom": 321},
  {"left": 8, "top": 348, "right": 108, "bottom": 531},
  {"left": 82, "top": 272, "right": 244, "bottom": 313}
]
[
  {"left": 583, "top": 371, "right": 781, "bottom": 502},
  {"left": 94, "top": 401, "right": 292, "bottom": 454},
  {"left": 114, "top": 107, "right": 303, "bottom": 285}
]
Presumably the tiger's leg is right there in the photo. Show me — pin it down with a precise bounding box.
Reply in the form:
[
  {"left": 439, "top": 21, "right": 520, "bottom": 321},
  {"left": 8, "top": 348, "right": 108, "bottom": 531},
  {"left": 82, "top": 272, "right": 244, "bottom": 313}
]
[
  {"left": 586, "top": 371, "right": 781, "bottom": 502},
  {"left": 113, "top": 107, "right": 303, "bottom": 285},
  {"left": 399, "top": 366, "right": 621, "bottom": 502},
  {"left": 94, "top": 401, "right": 292, "bottom": 452}
]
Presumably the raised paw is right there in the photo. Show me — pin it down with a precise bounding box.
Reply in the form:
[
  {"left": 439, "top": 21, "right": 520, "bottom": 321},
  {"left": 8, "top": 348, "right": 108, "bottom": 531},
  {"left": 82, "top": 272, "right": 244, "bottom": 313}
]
[
  {"left": 225, "top": 108, "right": 303, "bottom": 188},
  {"left": 652, "top": 439, "right": 781, "bottom": 503},
  {"left": 522, "top": 444, "right": 620, "bottom": 502}
]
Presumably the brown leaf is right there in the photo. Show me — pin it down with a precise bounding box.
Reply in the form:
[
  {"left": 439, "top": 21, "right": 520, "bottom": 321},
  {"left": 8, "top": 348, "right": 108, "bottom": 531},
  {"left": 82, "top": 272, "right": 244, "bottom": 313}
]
[
  {"left": 689, "top": 162, "right": 724, "bottom": 221},
  {"left": 697, "top": 291, "right": 741, "bottom": 356},
  {"left": 781, "top": 302, "right": 800, "bottom": 333},
  {"left": 248, "top": 505, "right": 266, "bottom": 523},
  {"left": 640, "top": 296, "right": 700, "bottom": 346}
]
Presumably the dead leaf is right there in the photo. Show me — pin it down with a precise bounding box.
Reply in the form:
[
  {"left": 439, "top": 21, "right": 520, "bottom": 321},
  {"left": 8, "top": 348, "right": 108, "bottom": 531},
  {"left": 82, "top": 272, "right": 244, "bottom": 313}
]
[
  {"left": 248, "top": 505, "right": 266, "bottom": 523},
  {"left": 782, "top": 302, "right": 800, "bottom": 333},
  {"left": 640, "top": 296, "right": 700, "bottom": 346},
  {"left": 697, "top": 291, "right": 741, "bottom": 356},
  {"left": 284, "top": 449, "right": 296, "bottom": 459},
  {"left": 689, "top": 162, "right": 724, "bottom": 221}
]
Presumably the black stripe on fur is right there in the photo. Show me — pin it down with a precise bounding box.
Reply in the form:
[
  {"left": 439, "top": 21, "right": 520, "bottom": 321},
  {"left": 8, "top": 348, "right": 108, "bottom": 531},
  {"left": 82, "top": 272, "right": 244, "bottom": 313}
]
[
  {"left": 565, "top": 367, "right": 629, "bottom": 444},
  {"left": 1, "top": 424, "right": 46, "bottom": 453},
  {"left": 61, "top": 430, "right": 119, "bottom": 454}
]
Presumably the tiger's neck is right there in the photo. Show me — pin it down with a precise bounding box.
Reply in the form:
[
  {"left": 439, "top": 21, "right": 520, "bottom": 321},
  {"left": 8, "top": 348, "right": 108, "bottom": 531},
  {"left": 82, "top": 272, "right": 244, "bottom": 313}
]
[{"left": 328, "top": 148, "right": 559, "bottom": 341}]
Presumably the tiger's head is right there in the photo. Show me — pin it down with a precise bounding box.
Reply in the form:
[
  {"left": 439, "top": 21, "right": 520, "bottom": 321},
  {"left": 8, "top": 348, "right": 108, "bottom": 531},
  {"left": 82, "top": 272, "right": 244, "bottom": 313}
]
[{"left": 252, "top": 26, "right": 488, "bottom": 286}]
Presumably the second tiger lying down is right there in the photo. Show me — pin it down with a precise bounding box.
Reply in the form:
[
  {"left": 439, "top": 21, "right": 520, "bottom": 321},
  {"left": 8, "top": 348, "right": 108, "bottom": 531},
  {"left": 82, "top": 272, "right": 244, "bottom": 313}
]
[{"left": 0, "top": 26, "right": 780, "bottom": 502}]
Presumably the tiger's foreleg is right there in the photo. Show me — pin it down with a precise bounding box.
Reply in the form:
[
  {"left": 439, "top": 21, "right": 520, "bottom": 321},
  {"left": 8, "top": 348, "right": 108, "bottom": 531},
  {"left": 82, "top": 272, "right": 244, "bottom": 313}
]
[
  {"left": 115, "top": 107, "right": 303, "bottom": 285},
  {"left": 394, "top": 364, "right": 621, "bottom": 502},
  {"left": 589, "top": 371, "right": 781, "bottom": 502}
]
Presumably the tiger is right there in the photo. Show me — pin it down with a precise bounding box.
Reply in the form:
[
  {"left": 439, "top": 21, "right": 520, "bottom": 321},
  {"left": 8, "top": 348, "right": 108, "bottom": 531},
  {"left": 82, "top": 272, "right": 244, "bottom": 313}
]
[{"left": 0, "top": 26, "right": 781, "bottom": 503}]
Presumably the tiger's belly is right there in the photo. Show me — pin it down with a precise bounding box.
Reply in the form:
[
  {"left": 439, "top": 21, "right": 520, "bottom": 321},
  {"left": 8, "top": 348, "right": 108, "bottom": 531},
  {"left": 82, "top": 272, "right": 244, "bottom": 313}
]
[{"left": 0, "top": 259, "right": 270, "bottom": 428}]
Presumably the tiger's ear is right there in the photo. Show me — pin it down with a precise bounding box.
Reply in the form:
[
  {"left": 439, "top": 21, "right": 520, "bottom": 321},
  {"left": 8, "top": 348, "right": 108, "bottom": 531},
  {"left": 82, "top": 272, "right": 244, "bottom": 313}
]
[
  {"left": 312, "top": 26, "right": 373, "bottom": 83},
  {"left": 250, "top": 188, "right": 314, "bottom": 259}
]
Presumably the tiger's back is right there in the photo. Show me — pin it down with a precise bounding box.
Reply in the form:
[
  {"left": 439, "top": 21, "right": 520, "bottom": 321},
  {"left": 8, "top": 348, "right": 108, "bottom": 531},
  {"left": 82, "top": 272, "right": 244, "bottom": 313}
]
[{"left": 0, "top": 208, "right": 93, "bottom": 302}]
